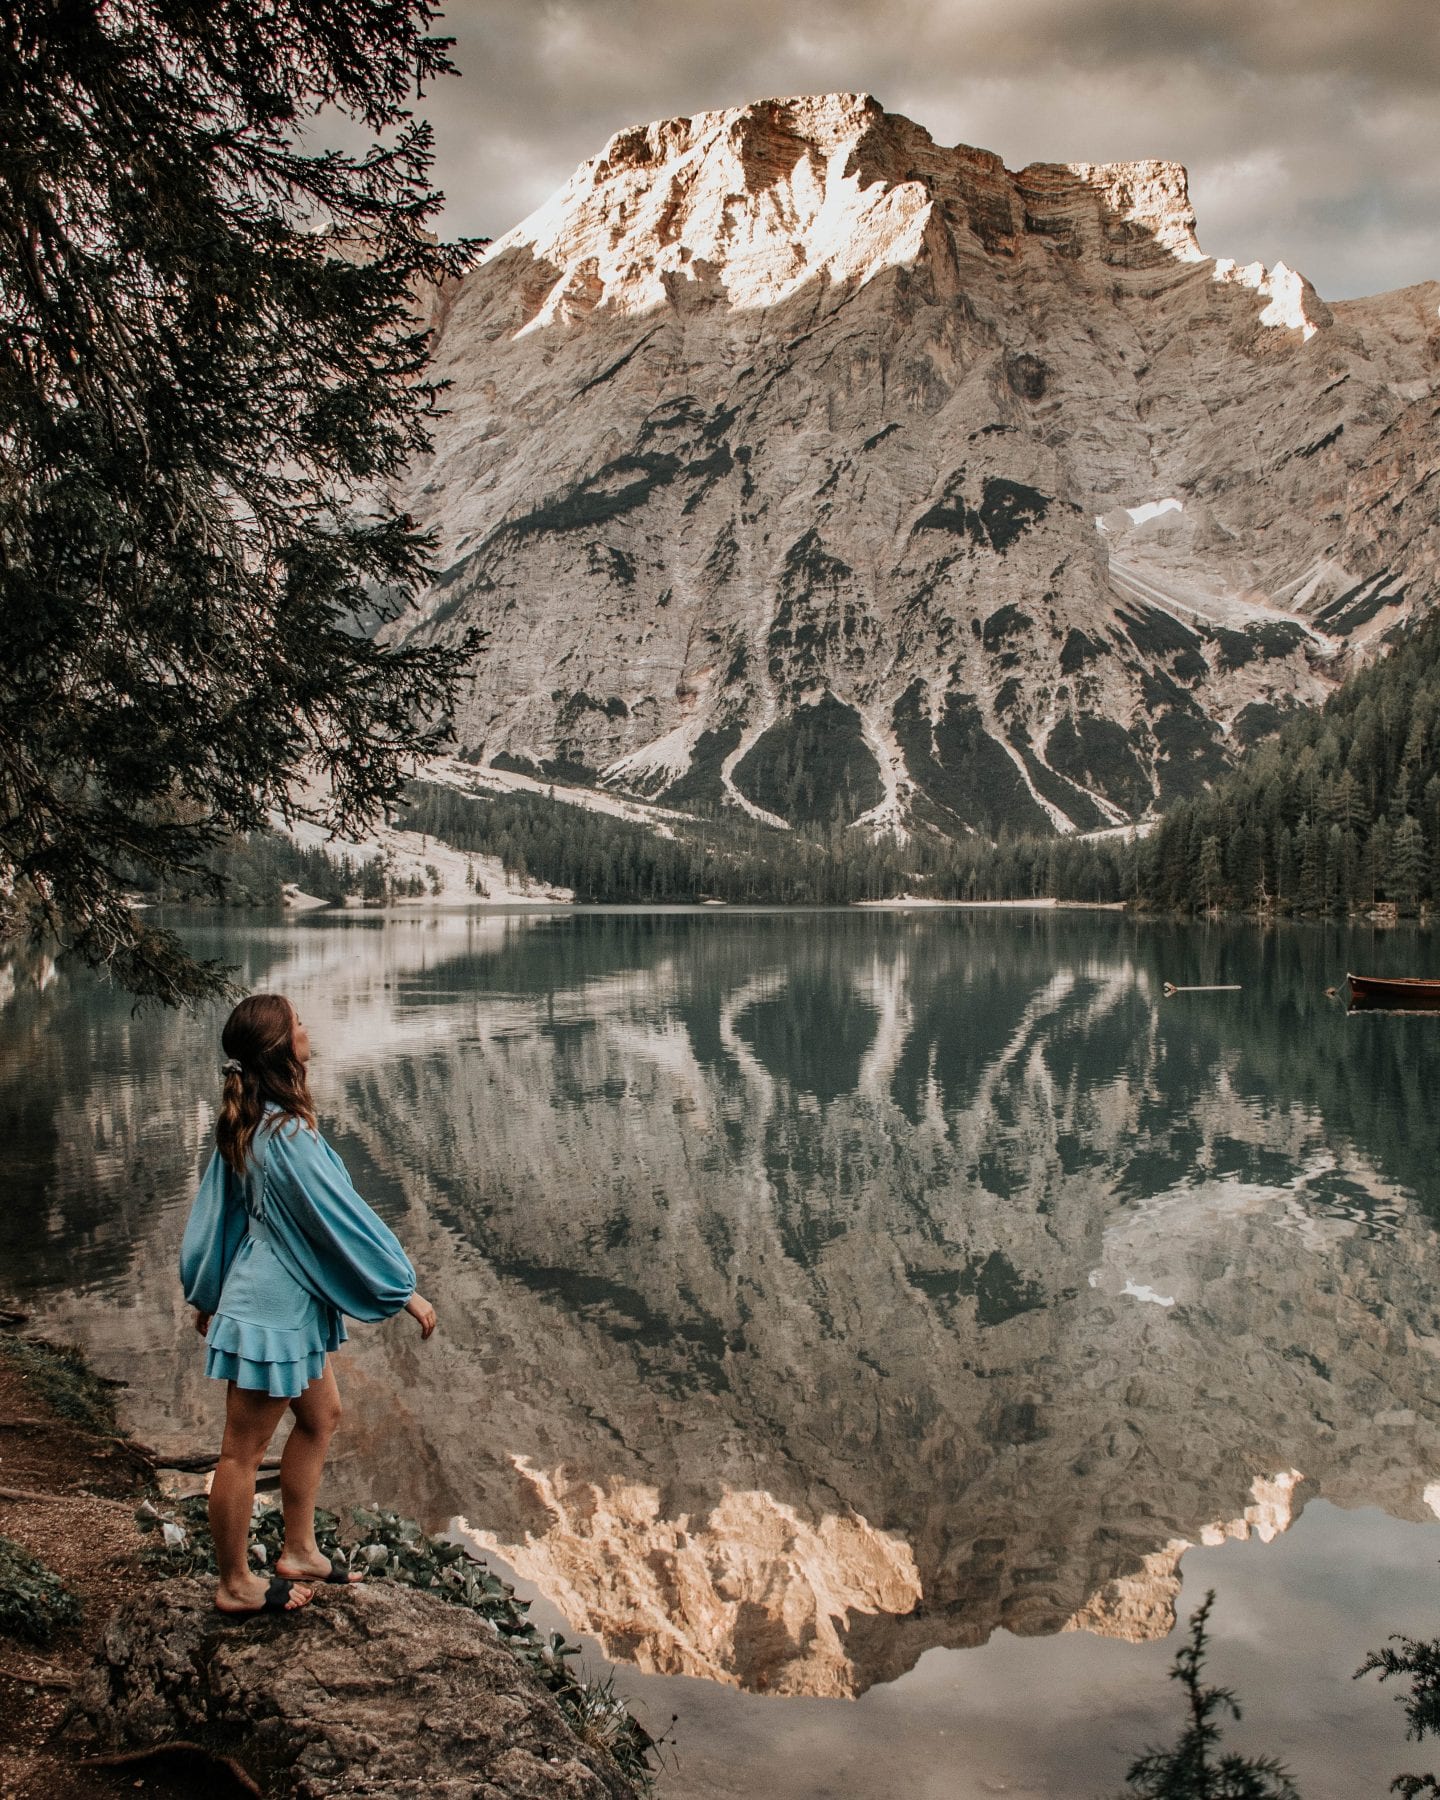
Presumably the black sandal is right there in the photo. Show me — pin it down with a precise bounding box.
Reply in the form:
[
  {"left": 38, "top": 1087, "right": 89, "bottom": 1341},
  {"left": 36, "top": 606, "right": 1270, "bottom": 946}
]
[
  {"left": 275, "top": 1558, "right": 361, "bottom": 1585},
  {"left": 319, "top": 1561, "right": 362, "bottom": 1585},
  {"left": 217, "top": 1576, "right": 310, "bottom": 1617}
]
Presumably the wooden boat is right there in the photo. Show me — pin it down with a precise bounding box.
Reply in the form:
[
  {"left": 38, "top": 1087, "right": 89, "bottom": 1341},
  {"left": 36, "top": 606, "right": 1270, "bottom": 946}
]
[{"left": 1347, "top": 972, "right": 1440, "bottom": 1007}]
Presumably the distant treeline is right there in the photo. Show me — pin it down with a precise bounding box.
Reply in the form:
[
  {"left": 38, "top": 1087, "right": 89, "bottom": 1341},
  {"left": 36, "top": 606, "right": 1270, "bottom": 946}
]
[
  {"left": 395, "top": 781, "right": 1136, "bottom": 906},
  {"left": 396, "top": 782, "right": 915, "bottom": 903},
  {"left": 129, "top": 834, "right": 410, "bottom": 907}
]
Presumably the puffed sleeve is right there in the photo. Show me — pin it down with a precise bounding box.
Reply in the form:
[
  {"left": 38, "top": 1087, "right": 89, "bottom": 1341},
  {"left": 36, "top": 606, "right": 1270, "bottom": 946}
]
[
  {"left": 179, "top": 1147, "right": 246, "bottom": 1312},
  {"left": 263, "top": 1122, "right": 415, "bottom": 1322}
]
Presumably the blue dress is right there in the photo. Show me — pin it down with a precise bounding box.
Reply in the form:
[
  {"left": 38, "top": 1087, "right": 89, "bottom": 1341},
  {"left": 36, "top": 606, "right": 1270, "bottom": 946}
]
[{"left": 179, "top": 1106, "right": 415, "bottom": 1398}]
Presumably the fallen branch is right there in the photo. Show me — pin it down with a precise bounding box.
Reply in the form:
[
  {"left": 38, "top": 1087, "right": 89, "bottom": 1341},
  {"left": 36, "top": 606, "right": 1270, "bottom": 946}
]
[
  {"left": 0, "top": 1484, "right": 69, "bottom": 1503},
  {"left": 81, "top": 1741, "right": 262, "bottom": 1796},
  {"left": 0, "top": 1657, "right": 72, "bottom": 1689},
  {"left": 158, "top": 1451, "right": 282, "bottom": 1474}
]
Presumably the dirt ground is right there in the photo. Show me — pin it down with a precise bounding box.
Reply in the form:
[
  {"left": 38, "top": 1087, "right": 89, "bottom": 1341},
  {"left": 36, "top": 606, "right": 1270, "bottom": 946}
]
[{"left": 0, "top": 1334, "right": 248, "bottom": 1800}]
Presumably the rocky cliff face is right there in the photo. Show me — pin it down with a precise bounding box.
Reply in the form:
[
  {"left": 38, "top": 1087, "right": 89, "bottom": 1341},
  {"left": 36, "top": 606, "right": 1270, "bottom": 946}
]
[{"left": 396, "top": 92, "right": 1440, "bottom": 836}]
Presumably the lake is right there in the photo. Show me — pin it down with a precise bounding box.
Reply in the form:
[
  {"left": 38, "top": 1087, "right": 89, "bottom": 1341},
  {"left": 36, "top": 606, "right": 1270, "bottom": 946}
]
[{"left": 6, "top": 906, "right": 1440, "bottom": 1798}]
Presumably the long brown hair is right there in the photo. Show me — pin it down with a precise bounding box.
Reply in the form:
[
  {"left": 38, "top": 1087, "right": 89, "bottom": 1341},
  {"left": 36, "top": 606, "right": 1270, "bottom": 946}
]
[{"left": 216, "top": 993, "right": 316, "bottom": 1174}]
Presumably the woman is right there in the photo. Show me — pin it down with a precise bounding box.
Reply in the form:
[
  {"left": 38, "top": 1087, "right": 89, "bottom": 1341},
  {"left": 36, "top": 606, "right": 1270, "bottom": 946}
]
[{"left": 180, "top": 993, "right": 437, "bottom": 1616}]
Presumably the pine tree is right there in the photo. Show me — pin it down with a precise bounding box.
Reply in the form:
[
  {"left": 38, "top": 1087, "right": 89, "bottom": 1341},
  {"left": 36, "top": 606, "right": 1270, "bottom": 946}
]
[
  {"left": 1196, "top": 835, "right": 1224, "bottom": 913},
  {"left": 1125, "top": 1592, "right": 1297, "bottom": 1800},
  {"left": 1391, "top": 817, "right": 1427, "bottom": 915},
  {"left": 1, "top": 0, "right": 477, "bottom": 1000},
  {"left": 1358, "top": 1627, "right": 1440, "bottom": 1798},
  {"left": 1296, "top": 820, "right": 1322, "bottom": 913},
  {"left": 1370, "top": 816, "right": 1396, "bottom": 905}
]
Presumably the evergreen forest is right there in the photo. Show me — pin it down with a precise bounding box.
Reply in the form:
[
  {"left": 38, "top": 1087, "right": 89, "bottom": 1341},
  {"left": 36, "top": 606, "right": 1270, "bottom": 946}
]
[
  {"left": 1138, "top": 609, "right": 1440, "bottom": 917},
  {"left": 393, "top": 781, "right": 1135, "bottom": 906}
]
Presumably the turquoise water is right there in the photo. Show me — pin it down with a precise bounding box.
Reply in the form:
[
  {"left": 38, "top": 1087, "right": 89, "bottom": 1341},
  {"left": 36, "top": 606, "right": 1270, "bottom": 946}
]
[{"left": 5, "top": 906, "right": 1440, "bottom": 1797}]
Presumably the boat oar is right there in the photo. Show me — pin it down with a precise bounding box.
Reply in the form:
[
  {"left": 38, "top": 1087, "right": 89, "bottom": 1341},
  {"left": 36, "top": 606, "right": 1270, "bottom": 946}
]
[{"left": 1162, "top": 982, "right": 1242, "bottom": 996}]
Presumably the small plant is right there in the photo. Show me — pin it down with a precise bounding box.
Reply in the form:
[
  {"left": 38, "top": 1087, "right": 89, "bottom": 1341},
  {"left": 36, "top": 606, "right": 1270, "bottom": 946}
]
[
  {"left": 138, "top": 1496, "right": 660, "bottom": 1788},
  {"left": 0, "top": 1535, "right": 82, "bottom": 1646},
  {"left": 1358, "top": 1630, "right": 1440, "bottom": 1796},
  {"left": 1124, "top": 1591, "right": 1298, "bottom": 1799}
]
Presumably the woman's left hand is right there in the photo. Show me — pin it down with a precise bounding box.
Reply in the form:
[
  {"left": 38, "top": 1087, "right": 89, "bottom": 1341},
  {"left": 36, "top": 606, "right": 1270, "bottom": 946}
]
[
  {"left": 193, "top": 1310, "right": 211, "bottom": 1337},
  {"left": 405, "top": 1293, "right": 437, "bottom": 1339}
]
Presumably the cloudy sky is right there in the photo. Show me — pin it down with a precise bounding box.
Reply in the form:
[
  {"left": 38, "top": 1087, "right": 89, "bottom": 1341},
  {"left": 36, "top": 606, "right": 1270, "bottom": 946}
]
[{"left": 411, "top": 0, "right": 1437, "bottom": 300}]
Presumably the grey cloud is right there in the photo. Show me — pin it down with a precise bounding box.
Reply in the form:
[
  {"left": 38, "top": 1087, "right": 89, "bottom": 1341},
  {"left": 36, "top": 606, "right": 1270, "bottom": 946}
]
[{"left": 415, "top": 0, "right": 1437, "bottom": 298}]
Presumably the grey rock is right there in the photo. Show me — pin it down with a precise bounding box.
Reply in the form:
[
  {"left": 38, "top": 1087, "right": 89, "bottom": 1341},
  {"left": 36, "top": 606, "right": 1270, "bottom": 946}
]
[
  {"left": 394, "top": 92, "right": 1440, "bottom": 832},
  {"left": 67, "top": 1579, "right": 639, "bottom": 1798}
]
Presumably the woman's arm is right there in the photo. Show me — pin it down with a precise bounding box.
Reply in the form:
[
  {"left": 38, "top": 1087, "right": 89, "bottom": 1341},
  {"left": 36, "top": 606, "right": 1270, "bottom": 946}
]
[
  {"left": 265, "top": 1123, "right": 418, "bottom": 1323},
  {"left": 178, "top": 1148, "right": 245, "bottom": 1315}
]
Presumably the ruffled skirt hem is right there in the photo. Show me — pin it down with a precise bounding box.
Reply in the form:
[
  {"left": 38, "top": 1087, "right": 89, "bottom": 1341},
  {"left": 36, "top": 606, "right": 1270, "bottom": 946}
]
[
  {"left": 204, "top": 1345, "right": 329, "bottom": 1397},
  {"left": 204, "top": 1310, "right": 347, "bottom": 1398}
]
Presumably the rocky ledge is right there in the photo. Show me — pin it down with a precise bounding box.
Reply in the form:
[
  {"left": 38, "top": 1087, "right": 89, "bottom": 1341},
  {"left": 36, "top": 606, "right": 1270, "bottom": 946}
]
[{"left": 66, "top": 1577, "right": 641, "bottom": 1799}]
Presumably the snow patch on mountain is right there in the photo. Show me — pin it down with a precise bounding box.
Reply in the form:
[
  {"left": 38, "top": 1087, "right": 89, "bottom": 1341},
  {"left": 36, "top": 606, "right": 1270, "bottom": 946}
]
[
  {"left": 1213, "top": 258, "right": 1326, "bottom": 341},
  {"left": 489, "top": 93, "right": 938, "bottom": 327},
  {"left": 280, "top": 812, "right": 572, "bottom": 905}
]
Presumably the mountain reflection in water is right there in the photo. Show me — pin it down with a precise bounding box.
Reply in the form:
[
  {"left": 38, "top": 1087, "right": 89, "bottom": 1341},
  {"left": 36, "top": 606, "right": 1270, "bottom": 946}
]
[{"left": 4, "top": 909, "right": 1440, "bottom": 1702}]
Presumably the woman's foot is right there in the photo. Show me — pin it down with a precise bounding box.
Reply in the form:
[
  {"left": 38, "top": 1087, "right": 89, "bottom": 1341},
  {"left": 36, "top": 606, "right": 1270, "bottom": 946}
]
[
  {"left": 275, "top": 1546, "right": 363, "bottom": 1585},
  {"left": 215, "top": 1573, "right": 313, "bottom": 1615}
]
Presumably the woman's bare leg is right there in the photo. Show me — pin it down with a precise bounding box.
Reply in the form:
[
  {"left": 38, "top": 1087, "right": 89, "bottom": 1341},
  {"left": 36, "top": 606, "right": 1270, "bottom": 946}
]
[
  {"left": 275, "top": 1361, "right": 358, "bottom": 1582},
  {"left": 211, "top": 1383, "right": 312, "bottom": 1613}
]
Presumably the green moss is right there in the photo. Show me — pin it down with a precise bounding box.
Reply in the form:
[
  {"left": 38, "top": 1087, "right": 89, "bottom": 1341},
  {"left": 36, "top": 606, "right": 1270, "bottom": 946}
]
[
  {"left": 1, "top": 1338, "right": 118, "bottom": 1436},
  {"left": 141, "top": 1497, "right": 659, "bottom": 1787},
  {"left": 0, "top": 1536, "right": 82, "bottom": 1646}
]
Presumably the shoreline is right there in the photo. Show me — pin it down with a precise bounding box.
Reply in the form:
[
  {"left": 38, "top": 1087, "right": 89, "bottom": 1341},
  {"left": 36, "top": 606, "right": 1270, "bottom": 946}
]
[
  {"left": 0, "top": 1326, "right": 649, "bottom": 1799},
  {"left": 854, "top": 895, "right": 1128, "bottom": 911}
]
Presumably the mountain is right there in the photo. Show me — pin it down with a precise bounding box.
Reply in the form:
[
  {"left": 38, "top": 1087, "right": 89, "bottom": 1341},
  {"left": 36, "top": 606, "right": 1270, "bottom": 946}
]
[{"left": 394, "top": 93, "right": 1440, "bottom": 839}]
